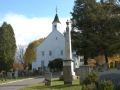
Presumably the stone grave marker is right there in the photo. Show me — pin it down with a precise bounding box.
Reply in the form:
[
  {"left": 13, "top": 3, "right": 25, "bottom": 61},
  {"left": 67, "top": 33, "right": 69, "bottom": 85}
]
[
  {"left": 110, "top": 62, "right": 114, "bottom": 68},
  {"left": 7, "top": 72, "right": 14, "bottom": 78},
  {"left": 14, "top": 70, "right": 18, "bottom": 78},
  {"left": 98, "top": 70, "right": 120, "bottom": 88},
  {"left": 102, "top": 63, "right": 108, "bottom": 71},
  {"left": 79, "top": 65, "right": 91, "bottom": 84},
  {"left": 63, "top": 66, "right": 72, "bottom": 84},
  {"left": 115, "top": 61, "right": 118, "bottom": 67},
  {"left": 75, "top": 68, "right": 79, "bottom": 76},
  {"left": 43, "top": 66, "right": 46, "bottom": 72},
  {"left": 38, "top": 67, "right": 41, "bottom": 73},
  {"left": 44, "top": 72, "right": 52, "bottom": 86},
  {"left": 116, "top": 62, "right": 120, "bottom": 70}
]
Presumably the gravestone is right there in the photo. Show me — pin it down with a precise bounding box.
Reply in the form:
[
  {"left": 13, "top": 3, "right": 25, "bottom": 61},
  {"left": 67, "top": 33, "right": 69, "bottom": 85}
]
[
  {"left": 40, "top": 67, "right": 42, "bottom": 73},
  {"left": 79, "top": 65, "right": 91, "bottom": 84},
  {"left": 75, "top": 68, "right": 79, "bottom": 76},
  {"left": 115, "top": 61, "right": 118, "bottom": 67},
  {"left": 98, "top": 70, "right": 120, "bottom": 88},
  {"left": 110, "top": 62, "right": 114, "bottom": 68},
  {"left": 14, "top": 70, "right": 18, "bottom": 78},
  {"left": 116, "top": 62, "right": 120, "bottom": 70},
  {"left": 43, "top": 66, "right": 46, "bottom": 72},
  {"left": 102, "top": 63, "right": 108, "bottom": 71},
  {"left": 7, "top": 72, "right": 14, "bottom": 78},
  {"left": 45, "top": 72, "right": 52, "bottom": 86},
  {"left": 63, "top": 66, "right": 72, "bottom": 84},
  {"left": 38, "top": 67, "right": 41, "bottom": 73},
  {"left": 95, "top": 63, "right": 108, "bottom": 72}
]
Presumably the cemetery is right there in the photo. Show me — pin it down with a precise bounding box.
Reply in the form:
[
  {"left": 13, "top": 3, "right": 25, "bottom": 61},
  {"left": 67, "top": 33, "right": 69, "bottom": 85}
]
[
  {"left": 1, "top": 0, "right": 120, "bottom": 90},
  {"left": 18, "top": 18, "right": 120, "bottom": 90}
]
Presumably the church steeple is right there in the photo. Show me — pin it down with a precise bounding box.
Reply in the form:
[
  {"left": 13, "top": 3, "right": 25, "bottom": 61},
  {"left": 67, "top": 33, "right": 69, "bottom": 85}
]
[
  {"left": 52, "top": 6, "right": 61, "bottom": 31},
  {"left": 52, "top": 14, "right": 61, "bottom": 24},
  {"left": 52, "top": 6, "right": 61, "bottom": 24}
]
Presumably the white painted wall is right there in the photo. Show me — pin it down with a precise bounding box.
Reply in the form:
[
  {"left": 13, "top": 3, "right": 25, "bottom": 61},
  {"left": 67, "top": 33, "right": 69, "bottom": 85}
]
[
  {"left": 32, "top": 30, "right": 65, "bottom": 70},
  {"left": 52, "top": 22, "right": 60, "bottom": 31}
]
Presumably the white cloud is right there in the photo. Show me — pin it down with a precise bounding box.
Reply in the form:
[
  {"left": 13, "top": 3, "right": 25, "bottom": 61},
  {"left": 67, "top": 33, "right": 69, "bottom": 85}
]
[{"left": 0, "top": 12, "right": 71, "bottom": 45}]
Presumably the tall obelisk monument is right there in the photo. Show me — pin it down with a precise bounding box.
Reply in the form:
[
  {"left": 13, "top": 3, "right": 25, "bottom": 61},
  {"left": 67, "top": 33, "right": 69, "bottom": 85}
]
[{"left": 63, "top": 20, "right": 76, "bottom": 85}]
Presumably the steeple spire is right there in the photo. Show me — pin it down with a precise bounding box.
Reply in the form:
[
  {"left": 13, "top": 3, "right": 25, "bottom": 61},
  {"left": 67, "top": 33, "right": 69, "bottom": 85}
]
[
  {"left": 52, "top": 6, "right": 61, "bottom": 24},
  {"left": 52, "top": 6, "right": 61, "bottom": 31}
]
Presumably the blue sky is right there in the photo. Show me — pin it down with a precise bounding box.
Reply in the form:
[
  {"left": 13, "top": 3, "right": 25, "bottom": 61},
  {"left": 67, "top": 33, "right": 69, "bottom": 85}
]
[
  {"left": 0, "top": 0, "right": 102, "bottom": 45},
  {"left": 0, "top": 0, "right": 74, "bottom": 18},
  {"left": 0, "top": 0, "right": 75, "bottom": 45}
]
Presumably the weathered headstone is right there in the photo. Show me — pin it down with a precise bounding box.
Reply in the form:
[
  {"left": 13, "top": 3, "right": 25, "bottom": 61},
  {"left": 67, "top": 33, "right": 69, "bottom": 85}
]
[
  {"left": 40, "top": 67, "right": 42, "bottom": 73},
  {"left": 38, "top": 67, "right": 41, "bottom": 73},
  {"left": 43, "top": 66, "right": 46, "bottom": 72},
  {"left": 115, "top": 61, "right": 118, "bottom": 67},
  {"left": 75, "top": 68, "right": 79, "bottom": 76},
  {"left": 99, "top": 70, "right": 120, "bottom": 88},
  {"left": 79, "top": 65, "right": 91, "bottom": 84},
  {"left": 63, "top": 66, "right": 72, "bottom": 84},
  {"left": 110, "top": 62, "right": 114, "bottom": 68},
  {"left": 7, "top": 72, "right": 14, "bottom": 78},
  {"left": 14, "top": 70, "right": 18, "bottom": 78},
  {"left": 116, "top": 62, "right": 120, "bottom": 70},
  {"left": 44, "top": 72, "right": 52, "bottom": 86},
  {"left": 102, "top": 63, "right": 108, "bottom": 71},
  {"left": 95, "top": 63, "right": 108, "bottom": 72}
]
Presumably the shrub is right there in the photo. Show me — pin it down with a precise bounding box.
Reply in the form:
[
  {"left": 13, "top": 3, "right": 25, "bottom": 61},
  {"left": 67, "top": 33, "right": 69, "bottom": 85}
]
[
  {"left": 115, "top": 83, "right": 120, "bottom": 90},
  {"left": 99, "top": 80, "right": 114, "bottom": 90},
  {"left": 83, "top": 72, "right": 98, "bottom": 85},
  {"left": 82, "top": 84, "right": 96, "bottom": 90}
]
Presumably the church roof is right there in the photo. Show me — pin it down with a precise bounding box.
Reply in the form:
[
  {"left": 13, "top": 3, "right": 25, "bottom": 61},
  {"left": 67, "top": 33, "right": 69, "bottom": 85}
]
[{"left": 52, "top": 14, "right": 61, "bottom": 24}]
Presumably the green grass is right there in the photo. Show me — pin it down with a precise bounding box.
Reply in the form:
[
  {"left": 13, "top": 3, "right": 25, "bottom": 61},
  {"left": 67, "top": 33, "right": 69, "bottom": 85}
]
[
  {"left": 0, "top": 75, "right": 41, "bottom": 84},
  {"left": 109, "top": 67, "right": 117, "bottom": 70},
  {"left": 18, "top": 78, "right": 82, "bottom": 90}
]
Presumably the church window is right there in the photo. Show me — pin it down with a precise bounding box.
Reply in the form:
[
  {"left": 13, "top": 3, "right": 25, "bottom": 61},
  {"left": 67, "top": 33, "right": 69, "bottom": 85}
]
[
  {"left": 42, "top": 51, "right": 44, "bottom": 56},
  {"left": 49, "top": 51, "right": 52, "bottom": 55},
  {"left": 54, "top": 25, "right": 56, "bottom": 29},
  {"left": 61, "top": 50, "right": 63, "bottom": 55}
]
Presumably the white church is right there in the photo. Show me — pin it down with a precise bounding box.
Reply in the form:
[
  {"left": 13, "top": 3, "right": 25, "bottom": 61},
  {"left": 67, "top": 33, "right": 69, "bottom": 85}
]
[{"left": 32, "top": 12, "right": 82, "bottom": 72}]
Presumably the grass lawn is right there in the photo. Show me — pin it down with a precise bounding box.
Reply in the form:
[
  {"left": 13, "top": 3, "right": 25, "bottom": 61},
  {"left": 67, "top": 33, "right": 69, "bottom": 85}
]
[
  {"left": 18, "top": 78, "right": 82, "bottom": 90},
  {"left": 0, "top": 75, "right": 42, "bottom": 84},
  {"left": 109, "top": 67, "right": 117, "bottom": 70}
]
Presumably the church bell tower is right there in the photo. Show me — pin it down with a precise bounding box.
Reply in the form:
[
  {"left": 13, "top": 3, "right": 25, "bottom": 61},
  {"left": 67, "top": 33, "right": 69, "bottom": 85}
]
[{"left": 52, "top": 6, "right": 61, "bottom": 31}]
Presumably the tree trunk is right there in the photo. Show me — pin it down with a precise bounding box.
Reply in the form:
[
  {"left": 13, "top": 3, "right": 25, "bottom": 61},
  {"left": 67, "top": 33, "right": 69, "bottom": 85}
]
[
  {"left": 104, "top": 50, "right": 108, "bottom": 63},
  {"left": 84, "top": 54, "right": 88, "bottom": 65}
]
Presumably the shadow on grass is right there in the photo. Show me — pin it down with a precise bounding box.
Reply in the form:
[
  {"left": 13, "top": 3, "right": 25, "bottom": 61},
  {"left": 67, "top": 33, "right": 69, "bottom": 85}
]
[
  {"left": 30, "top": 84, "right": 80, "bottom": 90},
  {"left": 27, "top": 79, "right": 80, "bottom": 90}
]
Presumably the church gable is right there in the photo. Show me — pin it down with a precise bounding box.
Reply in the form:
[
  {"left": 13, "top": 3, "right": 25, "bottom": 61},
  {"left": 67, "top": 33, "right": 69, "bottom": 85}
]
[{"left": 37, "top": 30, "right": 65, "bottom": 52}]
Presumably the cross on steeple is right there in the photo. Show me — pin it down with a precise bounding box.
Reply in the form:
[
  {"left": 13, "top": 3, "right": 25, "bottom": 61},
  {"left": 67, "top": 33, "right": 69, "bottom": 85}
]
[{"left": 56, "top": 6, "right": 57, "bottom": 13}]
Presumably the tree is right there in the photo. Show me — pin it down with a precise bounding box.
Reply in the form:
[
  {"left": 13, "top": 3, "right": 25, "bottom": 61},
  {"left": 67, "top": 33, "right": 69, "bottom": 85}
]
[
  {"left": 71, "top": 0, "right": 104, "bottom": 65},
  {"left": 24, "top": 38, "right": 45, "bottom": 64},
  {"left": 48, "top": 58, "right": 63, "bottom": 71},
  {"left": 15, "top": 45, "right": 27, "bottom": 70},
  {"left": 71, "top": 0, "right": 120, "bottom": 64},
  {"left": 0, "top": 22, "right": 16, "bottom": 71}
]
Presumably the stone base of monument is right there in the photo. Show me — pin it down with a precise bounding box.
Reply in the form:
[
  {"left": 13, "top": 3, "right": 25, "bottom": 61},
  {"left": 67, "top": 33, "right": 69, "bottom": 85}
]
[
  {"left": 62, "top": 65, "right": 77, "bottom": 84},
  {"left": 59, "top": 75, "right": 77, "bottom": 81},
  {"left": 45, "top": 81, "right": 51, "bottom": 86}
]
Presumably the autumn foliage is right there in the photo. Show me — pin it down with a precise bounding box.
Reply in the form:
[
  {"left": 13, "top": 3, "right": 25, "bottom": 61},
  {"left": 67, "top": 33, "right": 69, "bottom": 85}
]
[{"left": 24, "top": 38, "right": 45, "bottom": 64}]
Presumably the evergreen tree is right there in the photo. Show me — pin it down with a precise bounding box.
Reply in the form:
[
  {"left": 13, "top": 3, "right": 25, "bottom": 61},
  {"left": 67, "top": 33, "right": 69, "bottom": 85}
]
[
  {"left": 0, "top": 22, "right": 16, "bottom": 71},
  {"left": 71, "top": 0, "right": 120, "bottom": 64}
]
